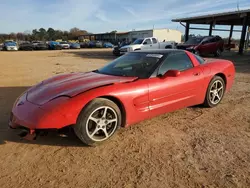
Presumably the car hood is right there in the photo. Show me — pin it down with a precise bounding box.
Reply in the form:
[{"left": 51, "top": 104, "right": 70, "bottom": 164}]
[
  {"left": 177, "top": 44, "right": 198, "bottom": 49},
  {"left": 27, "top": 71, "right": 138, "bottom": 105},
  {"left": 120, "top": 44, "right": 141, "bottom": 49}
]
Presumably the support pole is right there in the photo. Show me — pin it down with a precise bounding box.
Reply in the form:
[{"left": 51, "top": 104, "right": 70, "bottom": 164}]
[
  {"left": 185, "top": 23, "right": 190, "bottom": 42},
  {"left": 209, "top": 23, "right": 213, "bottom": 36},
  {"left": 228, "top": 25, "right": 234, "bottom": 45},
  {"left": 239, "top": 16, "right": 248, "bottom": 54}
]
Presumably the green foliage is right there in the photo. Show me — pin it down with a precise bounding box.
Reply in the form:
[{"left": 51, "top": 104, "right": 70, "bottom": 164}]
[{"left": 0, "top": 27, "right": 89, "bottom": 43}]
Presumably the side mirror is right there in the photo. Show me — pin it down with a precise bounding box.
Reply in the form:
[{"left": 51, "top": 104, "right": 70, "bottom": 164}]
[
  {"left": 143, "top": 42, "right": 147, "bottom": 45},
  {"left": 161, "top": 70, "right": 180, "bottom": 78}
]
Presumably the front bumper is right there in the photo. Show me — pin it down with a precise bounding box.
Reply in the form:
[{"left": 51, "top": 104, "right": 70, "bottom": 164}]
[
  {"left": 9, "top": 92, "right": 71, "bottom": 130},
  {"left": 6, "top": 47, "right": 18, "bottom": 51},
  {"left": 62, "top": 46, "right": 70, "bottom": 49}
]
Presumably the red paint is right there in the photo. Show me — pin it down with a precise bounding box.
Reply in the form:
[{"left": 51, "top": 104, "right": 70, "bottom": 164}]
[{"left": 10, "top": 51, "right": 235, "bottom": 131}]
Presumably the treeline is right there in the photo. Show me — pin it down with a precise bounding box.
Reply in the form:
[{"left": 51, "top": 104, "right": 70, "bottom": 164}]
[{"left": 0, "top": 27, "right": 89, "bottom": 42}]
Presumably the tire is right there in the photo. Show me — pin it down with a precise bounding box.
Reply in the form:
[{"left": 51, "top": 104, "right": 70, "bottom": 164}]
[
  {"left": 74, "top": 98, "right": 122, "bottom": 146},
  {"left": 165, "top": 45, "right": 172, "bottom": 49},
  {"left": 203, "top": 76, "right": 225, "bottom": 108},
  {"left": 214, "top": 49, "right": 222, "bottom": 57}
]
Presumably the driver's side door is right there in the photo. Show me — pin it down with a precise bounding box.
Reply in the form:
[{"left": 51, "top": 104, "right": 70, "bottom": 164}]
[
  {"left": 141, "top": 38, "right": 153, "bottom": 50},
  {"left": 148, "top": 51, "right": 204, "bottom": 118}
]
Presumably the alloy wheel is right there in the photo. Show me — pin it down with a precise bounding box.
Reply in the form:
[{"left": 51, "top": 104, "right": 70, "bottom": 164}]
[
  {"left": 209, "top": 80, "right": 224, "bottom": 105},
  {"left": 86, "top": 106, "right": 118, "bottom": 142}
]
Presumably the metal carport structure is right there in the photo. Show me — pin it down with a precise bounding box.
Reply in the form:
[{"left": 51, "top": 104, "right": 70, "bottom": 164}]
[{"left": 172, "top": 9, "right": 250, "bottom": 54}]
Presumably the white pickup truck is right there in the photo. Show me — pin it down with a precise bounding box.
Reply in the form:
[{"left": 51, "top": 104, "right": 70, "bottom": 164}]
[{"left": 119, "top": 37, "right": 176, "bottom": 55}]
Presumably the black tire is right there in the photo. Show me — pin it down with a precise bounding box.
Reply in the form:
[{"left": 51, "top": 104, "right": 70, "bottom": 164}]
[
  {"left": 214, "top": 49, "right": 222, "bottom": 57},
  {"left": 74, "top": 98, "right": 122, "bottom": 146},
  {"left": 165, "top": 45, "right": 172, "bottom": 49},
  {"left": 203, "top": 76, "right": 225, "bottom": 108}
]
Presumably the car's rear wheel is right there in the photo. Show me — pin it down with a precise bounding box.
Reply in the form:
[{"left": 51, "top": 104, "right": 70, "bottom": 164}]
[
  {"left": 203, "top": 76, "right": 225, "bottom": 108},
  {"left": 214, "top": 49, "right": 222, "bottom": 57},
  {"left": 74, "top": 98, "right": 121, "bottom": 146}
]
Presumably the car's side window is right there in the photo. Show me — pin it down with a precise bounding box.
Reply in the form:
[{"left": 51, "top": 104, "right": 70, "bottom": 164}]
[
  {"left": 158, "top": 52, "right": 194, "bottom": 75},
  {"left": 152, "top": 38, "right": 157, "bottom": 44},
  {"left": 144, "top": 39, "right": 152, "bottom": 45},
  {"left": 194, "top": 55, "right": 205, "bottom": 64},
  {"left": 210, "top": 37, "right": 216, "bottom": 43}
]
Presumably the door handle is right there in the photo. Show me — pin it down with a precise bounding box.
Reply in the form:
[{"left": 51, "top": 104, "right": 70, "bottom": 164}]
[
  {"left": 193, "top": 72, "right": 200, "bottom": 76},
  {"left": 150, "top": 45, "right": 152, "bottom": 47}
]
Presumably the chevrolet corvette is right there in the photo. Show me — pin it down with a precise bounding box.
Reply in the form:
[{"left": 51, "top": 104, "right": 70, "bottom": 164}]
[{"left": 9, "top": 49, "right": 235, "bottom": 146}]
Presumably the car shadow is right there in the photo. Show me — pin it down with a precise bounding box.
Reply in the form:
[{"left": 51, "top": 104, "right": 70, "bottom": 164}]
[
  {"left": 64, "top": 49, "right": 116, "bottom": 61},
  {"left": 0, "top": 86, "right": 87, "bottom": 147}
]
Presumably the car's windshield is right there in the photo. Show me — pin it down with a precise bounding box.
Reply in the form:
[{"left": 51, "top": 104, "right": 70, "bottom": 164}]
[
  {"left": 184, "top": 37, "right": 205, "bottom": 45},
  {"left": 132, "top": 38, "right": 144, "bottom": 45},
  {"left": 50, "top": 41, "right": 59, "bottom": 45},
  {"left": 97, "top": 52, "right": 163, "bottom": 78},
  {"left": 5, "top": 42, "right": 17, "bottom": 46}
]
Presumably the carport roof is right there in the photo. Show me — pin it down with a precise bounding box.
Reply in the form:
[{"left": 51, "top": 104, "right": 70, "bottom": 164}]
[{"left": 172, "top": 9, "right": 250, "bottom": 25}]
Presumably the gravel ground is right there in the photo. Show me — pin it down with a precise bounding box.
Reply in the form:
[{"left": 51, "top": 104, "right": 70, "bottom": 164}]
[{"left": 0, "top": 49, "right": 249, "bottom": 188}]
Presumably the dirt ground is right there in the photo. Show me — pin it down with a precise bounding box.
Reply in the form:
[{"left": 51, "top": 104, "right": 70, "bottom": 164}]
[{"left": 0, "top": 49, "right": 250, "bottom": 188}]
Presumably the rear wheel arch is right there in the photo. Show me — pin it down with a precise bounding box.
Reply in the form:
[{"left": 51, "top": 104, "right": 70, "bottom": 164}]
[{"left": 215, "top": 73, "right": 227, "bottom": 86}]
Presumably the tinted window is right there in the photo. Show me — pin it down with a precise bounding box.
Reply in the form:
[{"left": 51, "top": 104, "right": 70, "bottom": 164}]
[
  {"left": 98, "top": 52, "right": 163, "bottom": 78},
  {"left": 202, "top": 37, "right": 213, "bottom": 44},
  {"left": 144, "top": 39, "right": 152, "bottom": 45},
  {"left": 194, "top": 55, "right": 205, "bottom": 64},
  {"left": 152, "top": 38, "right": 157, "bottom": 44},
  {"left": 210, "top": 37, "right": 216, "bottom": 42},
  {"left": 158, "top": 52, "right": 193, "bottom": 75},
  {"left": 133, "top": 38, "right": 144, "bottom": 44},
  {"left": 215, "top": 36, "right": 222, "bottom": 42},
  {"left": 185, "top": 37, "right": 205, "bottom": 44}
]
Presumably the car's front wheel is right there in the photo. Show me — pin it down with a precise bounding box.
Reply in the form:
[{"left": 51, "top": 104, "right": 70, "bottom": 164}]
[
  {"left": 74, "top": 98, "right": 121, "bottom": 146},
  {"left": 203, "top": 76, "right": 225, "bottom": 108}
]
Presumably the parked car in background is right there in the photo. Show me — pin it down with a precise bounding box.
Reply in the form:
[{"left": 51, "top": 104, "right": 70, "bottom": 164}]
[
  {"left": 80, "top": 42, "right": 89, "bottom": 48},
  {"left": 48, "top": 41, "right": 62, "bottom": 50},
  {"left": 70, "top": 43, "right": 81, "bottom": 49},
  {"left": 34, "top": 42, "right": 48, "bottom": 50},
  {"left": 112, "top": 41, "right": 131, "bottom": 56},
  {"left": 103, "top": 42, "right": 114, "bottom": 48},
  {"left": 3, "top": 41, "right": 18, "bottom": 51},
  {"left": 0, "top": 43, "right": 4, "bottom": 51},
  {"left": 19, "top": 42, "right": 34, "bottom": 51},
  {"left": 59, "top": 41, "right": 70, "bottom": 49},
  {"left": 89, "top": 41, "right": 97, "bottom": 48},
  {"left": 177, "top": 36, "right": 224, "bottom": 57},
  {"left": 119, "top": 37, "right": 176, "bottom": 55},
  {"left": 95, "top": 41, "right": 103, "bottom": 48}
]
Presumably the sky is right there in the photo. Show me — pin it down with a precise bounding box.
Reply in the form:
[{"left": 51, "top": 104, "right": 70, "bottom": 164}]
[{"left": 1, "top": 0, "right": 250, "bottom": 38}]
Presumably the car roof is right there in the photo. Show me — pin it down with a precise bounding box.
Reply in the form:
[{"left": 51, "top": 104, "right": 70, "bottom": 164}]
[{"left": 131, "top": 49, "right": 185, "bottom": 54}]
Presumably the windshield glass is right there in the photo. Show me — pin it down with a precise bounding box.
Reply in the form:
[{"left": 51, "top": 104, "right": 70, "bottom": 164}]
[
  {"left": 97, "top": 52, "right": 163, "bottom": 78},
  {"left": 184, "top": 37, "right": 205, "bottom": 45},
  {"left": 5, "top": 42, "right": 16, "bottom": 46},
  {"left": 132, "top": 38, "right": 144, "bottom": 45}
]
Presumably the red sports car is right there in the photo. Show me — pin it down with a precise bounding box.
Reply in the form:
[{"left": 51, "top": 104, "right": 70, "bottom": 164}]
[{"left": 9, "top": 50, "right": 235, "bottom": 146}]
